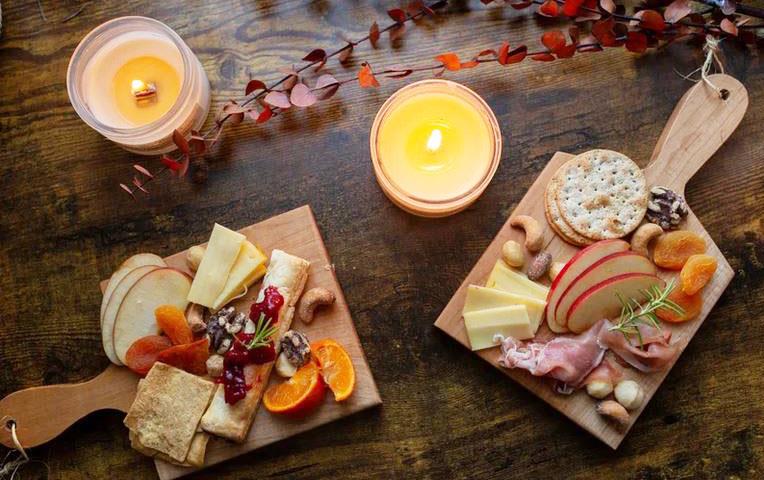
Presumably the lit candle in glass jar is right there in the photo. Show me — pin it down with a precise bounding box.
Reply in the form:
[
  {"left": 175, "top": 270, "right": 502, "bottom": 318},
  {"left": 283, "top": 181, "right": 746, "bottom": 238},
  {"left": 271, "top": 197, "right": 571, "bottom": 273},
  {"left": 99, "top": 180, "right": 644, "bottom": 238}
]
[
  {"left": 370, "top": 80, "right": 502, "bottom": 217},
  {"left": 67, "top": 17, "right": 210, "bottom": 155}
]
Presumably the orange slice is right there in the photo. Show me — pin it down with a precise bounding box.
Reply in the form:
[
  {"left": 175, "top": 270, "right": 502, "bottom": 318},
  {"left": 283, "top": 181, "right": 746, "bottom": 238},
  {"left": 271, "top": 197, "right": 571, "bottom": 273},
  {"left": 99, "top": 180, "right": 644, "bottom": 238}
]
[
  {"left": 264, "top": 360, "right": 325, "bottom": 416},
  {"left": 311, "top": 339, "right": 355, "bottom": 402}
]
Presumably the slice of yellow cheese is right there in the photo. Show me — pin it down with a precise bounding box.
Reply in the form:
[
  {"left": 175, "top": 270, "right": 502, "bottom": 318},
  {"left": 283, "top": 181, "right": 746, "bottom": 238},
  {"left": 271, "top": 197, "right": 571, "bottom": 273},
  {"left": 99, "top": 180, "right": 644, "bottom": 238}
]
[
  {"left": 464, "top": 305, "right": 533, "bottom": 350},
  {"left": 210, "top": 241, "right": 267, "bottom": 311},
  {"left": 463, "top": 285, "right": 545, "bottom": 334},
  {"left": 187, "top": 224, "right": 245, "bottom": 308},
  {"left": 485, "top": 260, "right": 549, "bottom": 301}
]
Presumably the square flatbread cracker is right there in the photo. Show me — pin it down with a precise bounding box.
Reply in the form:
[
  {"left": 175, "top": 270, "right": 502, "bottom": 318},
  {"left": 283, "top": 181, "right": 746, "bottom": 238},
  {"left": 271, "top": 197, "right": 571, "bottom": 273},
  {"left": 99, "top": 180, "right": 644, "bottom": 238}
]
[
  {"left": 544, "top": 175, "right": 594, "bottom": 246},
  {"left": 554, "top": 149, "right": 647, "bottom": 240},
  {"left": 130, "top": 430, "right": 210, "bottom": 467},
  {"left": 124, "top": 363, "right": 216, "bottom": 463}
]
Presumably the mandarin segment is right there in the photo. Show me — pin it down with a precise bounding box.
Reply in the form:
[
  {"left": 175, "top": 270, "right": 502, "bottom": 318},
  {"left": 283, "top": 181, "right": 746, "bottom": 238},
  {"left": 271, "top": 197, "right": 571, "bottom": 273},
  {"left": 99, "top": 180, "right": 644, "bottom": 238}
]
[
  {"left": 155, "top": 304, "right": 194, "bottom": 345},
  {"left": 653, "top": 230, "right": 707, "bottom": 270},
  {"left": 312, "top": 339, "right": 356, "bottom": 402},
  {"left": 680, "top": 254, "right": 718, "bottom": 295},
  {"left": 656, "top": 287, "right": 702, "bottom": 323},
  {"left": 125, "top": 335, "right": 173, "bottom": 376},
  {"left": 264, "top": 360, "right": 325, "bottom": 416}
]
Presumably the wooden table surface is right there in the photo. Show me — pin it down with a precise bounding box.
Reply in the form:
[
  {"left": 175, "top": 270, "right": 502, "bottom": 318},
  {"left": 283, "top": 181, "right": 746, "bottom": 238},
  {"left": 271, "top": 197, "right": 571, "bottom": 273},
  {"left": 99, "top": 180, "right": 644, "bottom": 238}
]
[{"left": 1, "top": 1, "right": 762, "bottom": 478}]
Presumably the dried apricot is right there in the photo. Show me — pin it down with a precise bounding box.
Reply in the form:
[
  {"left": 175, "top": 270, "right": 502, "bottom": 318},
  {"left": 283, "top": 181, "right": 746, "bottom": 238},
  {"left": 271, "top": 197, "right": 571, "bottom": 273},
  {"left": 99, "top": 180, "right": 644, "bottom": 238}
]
[
  {"left": 680, "top": 254, "right": 717, "bottom": 295},
  {"left": 656, "top": 287, "right": 702, "bottom": 323},
  {"left": 155, "top": 305, "right": 194, "bottom": 345},
  {"left": 653, "top": 230, "right": 706, "bottom": 270},
  {"left": 125, "top": 335, "right": 173, "bottom": 376},
  {"left": 156, "top": 338, "right": 210, "bottom": 375}
]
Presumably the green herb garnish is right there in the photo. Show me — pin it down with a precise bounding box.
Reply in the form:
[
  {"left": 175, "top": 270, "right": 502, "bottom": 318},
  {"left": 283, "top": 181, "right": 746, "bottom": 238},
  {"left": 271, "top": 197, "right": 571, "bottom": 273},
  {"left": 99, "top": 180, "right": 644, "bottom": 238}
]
[
  {"left": 245, "top": 313, "right": 278, "bottom": 350},
  {"left": 608, "top": 279, "right": 684, "bottom": 346}
]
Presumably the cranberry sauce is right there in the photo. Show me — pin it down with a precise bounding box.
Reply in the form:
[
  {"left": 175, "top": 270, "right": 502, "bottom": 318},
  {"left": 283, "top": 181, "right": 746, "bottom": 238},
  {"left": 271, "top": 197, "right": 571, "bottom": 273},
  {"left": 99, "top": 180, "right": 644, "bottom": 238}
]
[{"left": 221, "top": 286, "right": 284, "bottom": 405}]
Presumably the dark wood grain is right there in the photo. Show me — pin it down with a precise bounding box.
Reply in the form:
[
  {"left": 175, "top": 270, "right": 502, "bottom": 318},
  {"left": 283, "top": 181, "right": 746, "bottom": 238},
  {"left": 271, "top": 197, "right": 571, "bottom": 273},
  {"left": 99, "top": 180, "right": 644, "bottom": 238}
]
[{"left": 1, "top": 1, "right": 762, "bottom": 479}]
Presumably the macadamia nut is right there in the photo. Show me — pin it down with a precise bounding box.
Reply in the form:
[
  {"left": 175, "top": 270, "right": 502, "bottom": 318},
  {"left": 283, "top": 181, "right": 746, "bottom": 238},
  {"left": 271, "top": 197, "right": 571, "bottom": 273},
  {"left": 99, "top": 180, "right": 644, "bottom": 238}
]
[
  {"left": 614, "top": 380, "right": 645, "bottom": 410},
  {"left": 502, "top": 240, "right": 524, "bottom": 267}
]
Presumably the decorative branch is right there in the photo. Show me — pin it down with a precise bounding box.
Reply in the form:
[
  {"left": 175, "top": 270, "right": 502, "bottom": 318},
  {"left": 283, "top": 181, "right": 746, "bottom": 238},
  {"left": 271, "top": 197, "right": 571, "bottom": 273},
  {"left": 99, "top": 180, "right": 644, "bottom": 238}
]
[{"left": 122, "top": 0, "right": 763, "bottom": 198}]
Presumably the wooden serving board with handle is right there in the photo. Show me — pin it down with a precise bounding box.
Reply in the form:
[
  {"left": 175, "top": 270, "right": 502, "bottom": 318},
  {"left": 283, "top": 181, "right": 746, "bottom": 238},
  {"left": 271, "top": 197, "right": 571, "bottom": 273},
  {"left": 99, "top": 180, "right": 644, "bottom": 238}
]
[
  {"left": 434, "top": 74, "right": 748, "bottom": 449},
  {"left": 0, "top": 205, "right": 382, "bottom": 479}
]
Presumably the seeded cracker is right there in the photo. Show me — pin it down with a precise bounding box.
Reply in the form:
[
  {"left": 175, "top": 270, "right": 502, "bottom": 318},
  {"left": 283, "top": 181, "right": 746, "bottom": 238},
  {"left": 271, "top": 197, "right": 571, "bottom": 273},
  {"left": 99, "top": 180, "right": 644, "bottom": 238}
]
[
  {"left": 544, "top": 175, "right": 594, "bottom": 246},
  {"left": 555, "top": 149, "right": 647, "bottom": 240}
]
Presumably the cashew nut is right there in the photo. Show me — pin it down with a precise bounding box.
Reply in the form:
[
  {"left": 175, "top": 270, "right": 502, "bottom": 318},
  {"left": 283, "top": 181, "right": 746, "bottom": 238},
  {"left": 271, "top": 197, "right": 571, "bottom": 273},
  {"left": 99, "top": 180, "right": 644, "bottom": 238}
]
[
  {"left": 501, "top": 240, "right": 524, "bottom": 267},
  {"left": 510, "top": 215, "right": 544, "bottom": 253},
  {"left": 297, "top": 287, "right": 336, "bottom": 324},
  {"left": 596, "top": 400, "right": 630, "bottom": 426},
  {"left": 630, "top": 223, "right": 663, "bottom": 257},
  {"left": 186, "top": 245, "right": 206, "bottom": 272},
  {"left": 185, "top": 303, "right": 206, "bottom": 334},
  {"left": 614, "top": 380, "right": 644, "bottom": 410},
  {"left": 548, "top": 261, "right": 566, "bottom": 282}
]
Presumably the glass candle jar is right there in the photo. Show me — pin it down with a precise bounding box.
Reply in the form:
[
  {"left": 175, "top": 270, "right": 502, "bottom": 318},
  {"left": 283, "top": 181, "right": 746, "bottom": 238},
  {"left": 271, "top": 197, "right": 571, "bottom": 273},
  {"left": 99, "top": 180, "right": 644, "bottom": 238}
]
[
  {"left": 67, "top": 16, "right": 211, "bottom": 155},
  {"left": 370, "top": 80, "right": 502, "bottom": 217}
]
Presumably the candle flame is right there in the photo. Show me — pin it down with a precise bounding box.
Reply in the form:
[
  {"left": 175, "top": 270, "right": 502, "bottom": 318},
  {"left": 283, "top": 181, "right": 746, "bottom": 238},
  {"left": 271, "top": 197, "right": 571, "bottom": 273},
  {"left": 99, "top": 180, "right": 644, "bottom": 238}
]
[
  {"left": 131, "top": 79, "right": 157, "bottom": 99},
  {"left": 425, "top": 128, "right": 442, "bottom": 153}
]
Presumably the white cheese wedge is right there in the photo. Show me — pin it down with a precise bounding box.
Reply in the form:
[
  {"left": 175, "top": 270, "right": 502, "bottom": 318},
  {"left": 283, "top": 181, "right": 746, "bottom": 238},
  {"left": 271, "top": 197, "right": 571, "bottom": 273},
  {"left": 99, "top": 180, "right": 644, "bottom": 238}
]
[
  {"left": 463, "top": 285, "right": 545, "bottom": 334},
  {"left": 464, "top": 305, "right": 534, "bottom": 350},
  {"left": 187, "top": 224, "right": 246, "bottom": 308},
  {"left": 210, "top": 241, "right": 267, "bottom": 311},
  {"left": 485, "top": 260, "right": 549, "bottom": 301}
]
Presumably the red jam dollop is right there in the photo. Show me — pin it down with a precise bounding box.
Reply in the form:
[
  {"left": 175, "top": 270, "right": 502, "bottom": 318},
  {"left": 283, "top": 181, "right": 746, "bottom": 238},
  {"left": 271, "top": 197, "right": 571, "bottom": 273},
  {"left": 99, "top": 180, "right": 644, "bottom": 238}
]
[{"left": 221, "top": 286, "right": 284, "bottom": 405}]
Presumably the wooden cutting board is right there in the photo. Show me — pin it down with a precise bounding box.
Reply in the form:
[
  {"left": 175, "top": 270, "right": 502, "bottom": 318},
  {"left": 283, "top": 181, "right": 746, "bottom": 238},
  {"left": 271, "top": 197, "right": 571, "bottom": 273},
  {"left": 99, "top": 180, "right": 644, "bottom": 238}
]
[
  {"left": 0, "top": 205, "right": 382, "bottom": 479},
  {"left": 434, "top": 74, "right": 747, "bottom": 449}
]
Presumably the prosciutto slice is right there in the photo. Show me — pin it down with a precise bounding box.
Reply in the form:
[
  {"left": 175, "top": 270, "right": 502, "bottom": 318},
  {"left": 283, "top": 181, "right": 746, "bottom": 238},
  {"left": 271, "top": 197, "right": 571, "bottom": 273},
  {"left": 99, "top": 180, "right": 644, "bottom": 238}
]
[
  {"left": 598, "top": 320, "right": 678, "bottom": 372},
  {"left": 583, "top": 358, "right": 623, "bottom": 387},
  {"left": 495, "top": 319, "right": 608, "bottom": 388}
]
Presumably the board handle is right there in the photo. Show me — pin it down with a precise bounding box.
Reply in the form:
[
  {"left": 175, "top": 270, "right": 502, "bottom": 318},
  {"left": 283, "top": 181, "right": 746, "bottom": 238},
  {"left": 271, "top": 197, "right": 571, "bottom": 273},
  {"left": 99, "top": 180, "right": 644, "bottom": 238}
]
[
  {"left": 0, "top": 365, "right": 138, "bottom": 449},
  {"left": 644, "top": 74, "right": 748, "bottom": 194}
]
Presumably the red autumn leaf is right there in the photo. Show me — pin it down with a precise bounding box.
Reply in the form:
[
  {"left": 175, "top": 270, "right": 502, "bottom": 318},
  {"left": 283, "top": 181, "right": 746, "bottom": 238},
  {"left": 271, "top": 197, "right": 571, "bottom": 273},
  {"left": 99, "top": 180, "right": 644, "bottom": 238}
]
[
  {"left": 383, "top": 66, "right": 414, "bottom": 78},
  {"left": 542, "top": 30, "right": 566, "bottom": 53},
  {"left": 720, "top": 18, "right": 738, "bottom": 36},
  {"left": 532, "top": 53, "right": 556, "bottom": 61},
  {"left": 132, "top": 176, "right": 148, "bottom": 194},
  {"left": 133, "top": 164, "right": 153, "bottom": 178},
  {"left": 315, "top": 74, "right": 339, "bottom": 90},
  {"left": 282, "top": 71, "right": 299, "bottom": 90},
  {"left": 539, "top": 0, "right": 559, "bottom": 17},
  {"left": 229, "top": 112, "right": 244, "bottom": 126},
  {"left": 388, "top": 8, "right": 407, "bottom": 23},
  {"left": 314, "top": 74, "right": 340, "bottom": 100},
  {"left": 290, "top": 83, "right": 318, "bottom": 107},
  {"left": 579, "top": 34, "right": 604, "bottom": 52},
  {"left": 599, "top": 0, "right": 616, "bottom": 14},
  {"left": 461, "top": 60, "right": 480, "bottom": 69},
  {"left": 222, "top": 101, "right": 248, "bottom": 114},
  {"left": 302, "top": 49, "right": 327, "bottom": 63},
  {"left": 436, "top": 53, "right": 461, "bottom": 71},
  {"left": 556, "top": 44, "right": 577, "bottom": 58},
  {"left": 664, "top": 0, "right": 691, "bottom": 23},
  {"left": 338, "top": 43, "right": 354, "bottom": 63},
  {"left": 358, "top": 64, "right": 380, "bottom": 88},
  {"left": 172, "top": 130, "right": 190, "bottom": 155},
  {"left": 256, "top": 105, "right": 273, "bottom": 124},
  {"left": 389, "top": 24, "right": 406, "bottom": 42},
  {"left": 119, "top": 183, "right": 135, "bottom": 197},
  {"left": 369, "top": 22, "right": 380, "bottom": 48},
  {"left": 637, "top": 10, "right": 665, "bottom": 32},
  {"left": 245, "top": 79, "right": 267, "bottom": 96},
  {"left": 625, "top": 31, "right": 648, "bottom": 53},
  {"left": 189, "top": 137, "right": 206, "bottom": 155},
  {"left": 161, "top": 155, "right": 182, "bottom": 172},
  {"left": 497, "top": 42, "right": 510, "bottom": 65},
  {"left": 509, "top": 1, "right": 533, "bottom": 9},
  {"left": 592, "top": 17, "right": 618, "bottom": 46},
  {"left": 476, "top": 49, "right": 497, "bottom": 59},
  {"left": 264, "top": 91, "right": 291, "bottom": 109},
  {"left": 569, "top": 25, "right": 580, "bottom": 44},
  {"left": 505, "top": 45, "right": 528, "bottom": 64},
  {"left": 177, "top": 156, "right": 190, "bottom": 177},
  {"left": 562, "top": 0, "right": 585, "bottom": 17}
]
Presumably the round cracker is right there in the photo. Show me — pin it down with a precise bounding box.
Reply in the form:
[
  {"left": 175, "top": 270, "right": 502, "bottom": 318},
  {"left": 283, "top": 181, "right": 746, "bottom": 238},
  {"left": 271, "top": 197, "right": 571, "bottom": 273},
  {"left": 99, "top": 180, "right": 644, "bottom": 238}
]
[
  {"left": 555, "top": 149, "right": 647, "bottom": 240},
  {"left": 544, "top": 177, "right": 593, "bottom": 246}
]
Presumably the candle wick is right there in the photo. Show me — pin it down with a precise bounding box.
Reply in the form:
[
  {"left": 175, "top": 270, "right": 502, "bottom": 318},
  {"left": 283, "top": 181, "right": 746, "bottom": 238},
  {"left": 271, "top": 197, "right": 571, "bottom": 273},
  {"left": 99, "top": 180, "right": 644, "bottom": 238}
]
[
  {"left": 131, "top": 79, "right": 157, "bottom": 100},
  {"left": 426, "top": 128, "right": 442, "bottom": 153}
]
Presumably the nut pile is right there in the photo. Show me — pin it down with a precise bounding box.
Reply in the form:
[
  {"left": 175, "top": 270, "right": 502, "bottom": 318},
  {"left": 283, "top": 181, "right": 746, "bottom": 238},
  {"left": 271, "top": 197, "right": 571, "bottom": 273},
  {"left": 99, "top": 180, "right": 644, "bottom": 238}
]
[
  {"left": 646, "top": 186, "right": 688, "bottom": 230},
  {"left": 206, "top": 307, "right": 247, "bottom": 355}
]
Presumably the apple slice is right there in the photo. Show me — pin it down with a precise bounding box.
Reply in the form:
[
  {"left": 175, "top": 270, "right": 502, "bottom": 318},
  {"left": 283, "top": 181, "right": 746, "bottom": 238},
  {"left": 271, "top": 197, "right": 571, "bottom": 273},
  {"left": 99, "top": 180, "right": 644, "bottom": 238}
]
[
  {"left": 100, "top": 253, "right": 166, "bottom": 325},
  {"left": 554, "top": 251, "right": 656, "bottom": 329},
  {"left": 545, "top": 239, "right": 629, "bottom": 333},
  {"left": 566, "top": 273, "right": 665, "bottom": 333},
  {"left": 112, "top": 268, "right": 192, "bottom": 364},
  {"left": 102, "top": 265, "right": 161, "bottom": 365}
]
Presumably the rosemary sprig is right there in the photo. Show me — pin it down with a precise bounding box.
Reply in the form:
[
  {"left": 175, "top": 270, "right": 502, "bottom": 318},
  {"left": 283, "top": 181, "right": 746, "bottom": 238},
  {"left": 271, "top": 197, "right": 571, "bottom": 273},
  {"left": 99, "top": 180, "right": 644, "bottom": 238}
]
[
  {"left": 608, "top": 279, "right": 684, "bottom": 346},
  {"left": 245, "top": 313, "right": 278, "bottom": 350}
]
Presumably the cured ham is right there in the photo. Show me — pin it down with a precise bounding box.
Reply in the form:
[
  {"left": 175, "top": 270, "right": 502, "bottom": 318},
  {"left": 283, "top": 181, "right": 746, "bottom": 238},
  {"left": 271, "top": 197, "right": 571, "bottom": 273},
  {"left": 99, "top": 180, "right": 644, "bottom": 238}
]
[
  {"left": 495, "top": 319, "right": 608, "bottom": 388},
  {"left": 583, "top": 358, "right": 623, "bottom": 387},
  {"left": 598, "top": 321, "right": 678, "bottom": 372}
]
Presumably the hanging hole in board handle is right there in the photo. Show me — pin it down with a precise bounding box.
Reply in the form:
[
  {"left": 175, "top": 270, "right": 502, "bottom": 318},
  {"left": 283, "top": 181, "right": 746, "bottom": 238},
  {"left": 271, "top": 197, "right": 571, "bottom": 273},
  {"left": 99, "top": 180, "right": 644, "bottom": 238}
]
[{"left": 720, "top": 88, "right": 730, "bottom": 100}]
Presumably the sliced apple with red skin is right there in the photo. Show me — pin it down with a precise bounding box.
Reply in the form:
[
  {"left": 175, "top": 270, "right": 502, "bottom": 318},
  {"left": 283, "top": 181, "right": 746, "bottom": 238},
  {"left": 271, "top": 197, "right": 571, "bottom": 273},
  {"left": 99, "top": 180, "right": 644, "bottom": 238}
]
[
  {"left": 545, "top": 240, "right": 630, "bottom": 333},
  {"left": 566, "top": 273, "right": 665, "bottom": 333},
  {"left": 101, "top": 265, "right": 162, "bottom": 365},
  {"left": 554, "top": 251, "right": 656, "bottom": 329},
  {"left": 112, "top": 268, "right": 192, "bottom": 364},
  {"left": 100, "top": 253, "right": 166, "bottom": 326}
]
